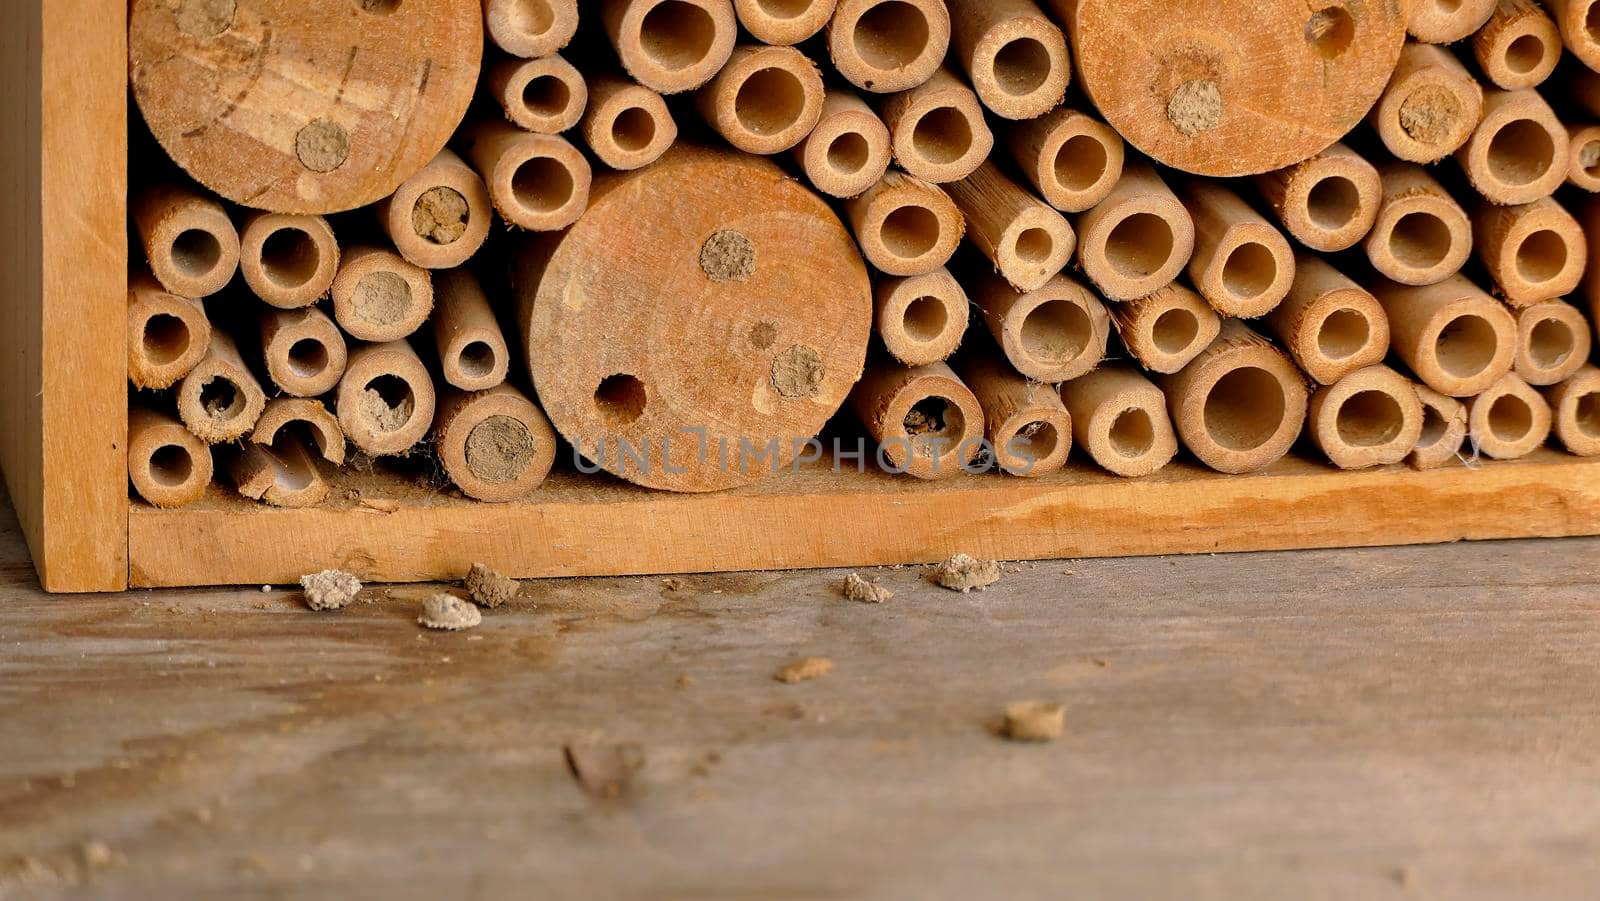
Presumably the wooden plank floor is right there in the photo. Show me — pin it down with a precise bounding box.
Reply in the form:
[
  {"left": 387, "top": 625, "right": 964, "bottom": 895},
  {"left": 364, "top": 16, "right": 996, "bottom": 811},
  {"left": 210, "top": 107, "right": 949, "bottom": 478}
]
[{"left": 3, "top": 488, "right": 1600, "bottom": 899}]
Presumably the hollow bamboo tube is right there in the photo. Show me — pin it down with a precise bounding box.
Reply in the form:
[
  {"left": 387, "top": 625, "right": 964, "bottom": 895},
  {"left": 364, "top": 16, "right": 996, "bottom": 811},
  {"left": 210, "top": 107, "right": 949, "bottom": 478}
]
[
  {"left": 1544, "top": 365, "right": 1600, "bottom": 456},
  {"left": 695, "top": 44, "right": 826, "bottom": 155},
  {"left": 1455, "top": 88, "right": 1570, "bottom": 205},
  {"left": 581, "top": 74, "right": 678, "bottom": 172},
  {"left": 1255, "top": 143, "right": 1382, "bottom": 253},
  {"left": 879, "top": 66, "right": 995, "bottom": 184},
  {"left": 1472, "top": 0, "right": 1562, "bottom": 90},
  {"left": 969, "top": 271, "right": 1111, "bottom": 383},
  {"left": 260, "top": 307, "right": 348, "bottom": 398},
  {"left": 1108, "top": 282, "right": 1221, "bottom": 375},
  {"left": 484, "top": 0, "right": 580, "bottom": 59},
  {"left": 1566, "top": 124, "right": 1600, "bottom": 191},
  {"left": 1369, "top": 273, "right": 1517, "bottom": 397},
  {"left": 1073, "top": 159, "right": 1195, "bottom": 301},
  {"left": 238, "top": 212, "right": 340, "bottom": 310},
  {"left": 827, "top": 0, "right": 951, "bottom": 94},
  {"left": 1544, "top": 0, "right": 1600, "bottom": 71},
  {"left": 330, "top": 246, "right": 435, "bottom": 343},
  {"left": 127, "top": 271, "right": 211, "bottom": 391},
  {"left": 848, "top": 358, "right": 985, "bottom": 480},
  {"left": 433, "top": 383, "right": 559, "bottom": 502},
  {"left": 1473, "top": 196, "right": 1587, "bottom": 307},
  {"left": 946, "top": 160, "right": 1075, "bottom": 291},
  {"left": 1059, "top": 364, "right": 1178, "bottom": 478},
  {"left": 1409, "top": 384, "right": 1470, "bottom": 469},
  {"left": 176, "top": 328, "right": 268, "bottom": 445},
  {"left": 128, "top": 405, "right": 213, "bottom": 509},
  {"left": 734, "top": 0, "right": 835, "bottom": 45},
  {"left": 486, "top": 54, "right": 589, "bottom": 136},
  {"left": 954, "top": 352, "right": 1073, "bottom": 477},
  {"left": 1266, "top": 254, "right": 1390, "bottom": 386},
  {"left": 132, "top": 182, "right": 240, "bottom": 299},
  {"left": 377, "top": 150, "right": 493, "bottom": 271},
  {"left": 1157, "top": 320, "right": 1309, "bottom": 475},
  {"left": 874, "top": 268, "right": 970, "bottom": 366},
  {"left": 229, "top": 431, "right": 329, "bottom": 509},
  {"left": 601, "top": 0, "right": 738, "bottom": 94},
  {"left": 1363, "top": 162, "right": 1473, "bottom": 287},
  {"left": 793, "top": 87, "right": 893, "bottom": 198},
  {"left": 1467, "top": 372, "right": 1552, "bottom": 459},
  {"left": 1585, "top": 198, "right": 1600, "bottom": 326},
  {"left": 1513, "top": 300, "right": 1592, "bottom": 386},
  {"left": 462, "top": 121, "right": 592, "bottom": 231},
  {"left": 432, "top": 269, "right": 511, "bottom": 392},
  {"left": 336, "top": 340, "right": 438, "bottom": 457},
  {"left": 252, "top": 398, "right": 346, "bottom": 467},
  {"left": 1306, "top": 365, "right": 1425, "bottom": 470},
  {"left": 1409, "top": 0, "right": 1496, "bottom": 42},
  {"left": 1369, "top": 43, "right": 1484, "bottom": 163},
  {"left": 947, "top": 0, "right": 1071, "bottom": 120},
  {"left": 843, "top": 170, "right": 965, "bottom": 276},
  {"left": 1004, "top": 107, "right": 1124, "bottom": 214},
  {"left": 1178, "top": 180, "right": 1295, "bottom": 318}
]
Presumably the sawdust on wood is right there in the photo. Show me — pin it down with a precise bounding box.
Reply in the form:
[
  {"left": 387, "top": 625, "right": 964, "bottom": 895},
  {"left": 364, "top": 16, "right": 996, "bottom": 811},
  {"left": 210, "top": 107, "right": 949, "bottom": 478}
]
[
  {"left": 1398, "top": 85, "right": 1462, "bottom": 146},
  {"left": 419, "top": 594, "right": 482, "bottom": 631},
  {"left": 700, "top": 229, "right": 756, "bottom": 282},
  {"left": 1167, "top": 79, "right": 1222, "bottom": 137},
  {"left": 842, "top": 572, "right": 892, "bottom": 603},
  {"left": 465, "top": 416, "right": 536, "bottom": 483},
  {"left": 465, "top": 562, "right": 519, "bottom": 609},
  {"left": 412, "top": 186, "right": 469, "bottom": 244},
  {"left": 299, "top": 569, "right": 361, "bottom": 611},
  {"left": 1002, "top": 701, "right": 1065, "bottom": 742},
  {"left": 775, "top": 656, "right": 834, "bottom": 683},
  {"left": 933, "top": 553, "right": 1002, "bottom": 592}
]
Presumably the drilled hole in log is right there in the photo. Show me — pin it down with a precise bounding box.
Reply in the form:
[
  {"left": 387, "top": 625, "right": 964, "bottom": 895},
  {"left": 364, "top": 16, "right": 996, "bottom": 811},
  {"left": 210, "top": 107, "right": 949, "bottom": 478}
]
[
  {"left": 1337, "top": 389, "right": 1404, "bottom": 447},
  {"left": 595, "top": 373, "right": 648, "bottom": 426},
  {"left": 1305, "top": 6, "right": 1354, "bottom": 59},
  {"left": 1436, "top": 314, "right": 1497, "bottom": 378},
  {"left": 853, "top": 1, "right": 929, "bottom": 70},
  {"left": 143, "top": 314, "right": 191, "bottom": 365},
  {"left": 1204, "top": 366, "right": 1286, "bottom": 452}
]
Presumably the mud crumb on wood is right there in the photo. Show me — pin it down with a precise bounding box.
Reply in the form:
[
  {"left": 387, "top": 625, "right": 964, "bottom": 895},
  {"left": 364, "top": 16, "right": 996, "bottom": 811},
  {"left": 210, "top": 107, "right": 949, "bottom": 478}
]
[
  {"left": 933, "top": 553, "right": 1002, "bottom": 592},
  {"left": 419, "top": 594, "right": 482, "bottom": 631},
  {"left": 775, "top": 656, "right": 834, "bottom": 684},
  {"left": 299, "top": 570, "right": 361, "bottom": 611},
  {"left": 842, "top": 572, "right": 892, "bottom": 603},
  {"left": 465, "top": 562, "right": 519, "bottom": 609},
  {"left": 1398, "top": 85, "right": 1461, "bottom": 146},
  {"left": 1002, "top": 701, "right": 1065, "bottom": 742},
  {"left": 565, "top": 742, "right": 645, "bottom": 800},
  {"left": 1167, "top": 79, "right": 1222, "bottom": 137},
  {"left": 412, "top": 186, "right": 469, "bottom": 244}
]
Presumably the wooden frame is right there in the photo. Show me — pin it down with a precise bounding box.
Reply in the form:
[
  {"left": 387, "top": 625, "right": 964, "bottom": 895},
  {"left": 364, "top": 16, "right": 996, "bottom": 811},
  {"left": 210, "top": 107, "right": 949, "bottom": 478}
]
[{"left": 3, "top": 0, "right": 1599, "bottom": 592}]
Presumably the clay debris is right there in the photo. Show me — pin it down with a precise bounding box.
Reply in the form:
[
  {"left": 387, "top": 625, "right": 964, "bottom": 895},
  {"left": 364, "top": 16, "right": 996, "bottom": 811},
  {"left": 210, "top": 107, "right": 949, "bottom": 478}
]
[
  {"left": 932, "top": 554, "right": 1002, "bottom": 592},
  {"left": 842, "top": 572, "right": 892, "bottom": 603},
  {"left": 465, "top": 562, "right": 519, "bottom": 608},
  {"left": 419, "top": 594, "right": 482, "bottom": 631},
  {"left": 774, "top": 657, "right": 834, "bottom": 684},
  {"left": 300, "top": 569, "right": 361, "bottom": 610},
  {"left": 1002, "top": 701, "right": 1065, "bottom": 742}
]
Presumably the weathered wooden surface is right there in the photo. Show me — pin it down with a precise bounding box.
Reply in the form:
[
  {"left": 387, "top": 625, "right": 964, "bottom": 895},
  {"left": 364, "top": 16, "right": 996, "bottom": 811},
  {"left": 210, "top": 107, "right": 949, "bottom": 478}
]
[{"left": 9, "top": 488, "right": 1600, "bottom": 898}]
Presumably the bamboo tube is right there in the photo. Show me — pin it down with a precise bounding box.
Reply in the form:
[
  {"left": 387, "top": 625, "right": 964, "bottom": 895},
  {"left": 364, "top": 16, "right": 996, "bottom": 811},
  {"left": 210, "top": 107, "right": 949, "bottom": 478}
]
[
  {"left": 1108, "top": 282, "right": 1221, "bottom": 375},
  {"left": 969, "top": 272, "right": 1111, "bottom": 383},
  {"left": 602, "top": 0, "right": 738, "bottom": 94},
  {"left": 260, "top": 307, "right": 348, "bottom": 398},
  {"left": 1004, "top": 107, "right": 1124, "bottom": 214},
  {"left": 581, "top": 74, "right": 678, "bottom": 171},
  {"left": 486, "top": 54, "right": 589, "bottom": 135},
  {"left": 1178, "top": 180, "right": 1295, "bottom": 318},
  {"left": 1363, "top": 162, "right": 1473, "bottom": 286},
  {"left": 1409, "top": 0, "right": 1496, "bottom": 42},
  {"left": 1267, "top": 254, "right": 1390, "bottom": 386},
  {"left": 1409, "top": 384, "right": 1470, "bottom": 469},
  {"left": 844, "top": 170, "right": 965, "bottom": 276},
  {"left": 132, "top": 183, "right": 240, "bottom": 299},
  {"left": 128, "top": 405, "right": 213, "bottom": 509},
  {"left": 176, "top": 329, "right": 268, "bottom": 445},
  {"left": 1369, "top": 274, "right": 1517, "bottom": 397},
  {"left": 947, "top": 0, "right": 1071, "bottom": 120},
  {"left": 485, "top": 0, "right": 580, "bottom": 58},
  {"left": 330, "top": 246, "right": 435, "bottom": 343},
  {"left": 734, "top": 0, "right": 835, "bottom": 45},
  {"left": 1566, "top": 124, "right": 1600, "bottom": 191},
  {"left": 462, "top": 121, "right": 592, "bottom": 231},
  {"left": 879, "top": 66, "right": 995, "bottom": 183},
  {"left": 377, "top": 150, "right": 493, "bottom": 271},
  {"left": 827, "top": 0, "right": 951, "bottom": 94},
  {"left": 337, "top": 341, "right": 438, "bottom": 456},
  {"left": 1545, "top": 0, "right": 1600, "bottom": 71},
  {"left": 1073, "top": 159, "right": 1195, "bottom": 301},
  {"left": 433, "top": 383, "right": 559, "bottom": 501},
  {"left": 1466, "top": 372, "right": 1552, "bottom": 459},
  {"left": 1059, "top": 364, "right": 1178, "bottom": 478},
  {"left": 954, "top": 352, "right": 1073, "bottom": 477},
  {"left": 1157, "top": 320, "right": 1309, "bottom": 475},
  {"left": 1455, "top": 89, "right": 1570, "bottom": 205},
  {"left": 127, "top": 271, "right": 211, "bottom": 391},
  {"left": 1368, "top": 43, "right": 1483, "bottom": 163},
  {"left": 695, "top": 45, "right": 826, "bottom": 154},
  {"left": 1255, "top": 143, "right": 1382, "bottom": 253},
  {"left": 432, "top": 269, "right": 511, "bottom": 392},
  {"left": 252, "top": 398, "right": 346, "bottom": 467},
  {"left": 848, "top": 359, "right": 984, "bottom": 480},
  {"left": 1544, "top": 365, "right": 1600, "bottom": 456},
  {"left": 1306, "top": 365, "right": 1425, "bottom": 469},
  {"left": 874, "top": 269, "right": 970, "bottom": 366},
  {"left": 1513, "top": 300, "right": 1592, "bottom": 386},
  {"left": 946, "top": 161, "right": 1075, "bottom": 291},
  {"left": 1472, "top": 0, "right": 1562, "bottom": 90},
  {"left": 1473, "top": 197, "right": 1587, "bottom": 307},
  {"left": 229, "top": 432, "right": 329, "bottom": 509},
  {"left": 793, "top": 87, "right": 893, "bottom": 198},
  {"left": 238, "top": 212, "right": 340, "bottom": 310},
  {"left": 1585, "top": 198, "right": 1600, "bottom": 326}
]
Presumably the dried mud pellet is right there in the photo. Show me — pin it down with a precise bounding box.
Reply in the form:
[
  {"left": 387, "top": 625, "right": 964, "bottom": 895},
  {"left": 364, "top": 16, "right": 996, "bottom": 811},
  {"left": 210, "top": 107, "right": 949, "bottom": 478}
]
[
  {"left": 1369, "top": 42, "right": 1483, "bottom": 163},
  {"left": 377, "top": 150, "right": 493, "bottom": 271},
  {"left": 330, "top": 246, "right": 435, "bottom": 343}
]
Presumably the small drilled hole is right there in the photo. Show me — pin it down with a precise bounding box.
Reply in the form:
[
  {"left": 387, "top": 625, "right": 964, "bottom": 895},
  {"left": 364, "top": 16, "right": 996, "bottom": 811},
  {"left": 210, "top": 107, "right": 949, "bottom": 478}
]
[
  {"left": 903, "top": 296, "right": 948, "bottom": 343},
  {"left": 1336, "top": 390, "right": 1404, "bottom": 447},
  {"left": 1505, "top": 34, "right": 1545, "bottom": 74},
  {"left": 1110, "top": 408, "right": 1154, "bottom": 458},
  {"left": 459, "top": 341, "right": 497, "bottom": 379},
  {"left": 881, "top": 205, "right": 940, "bottom": 259},
  {"left": 639, "top": 1, "right": 716, "bottom": 71},
  {"left": 1488, "top": 393, "right": 1533, "bottom": 441},
  {"left": 1054, "top": 135, "right": 1108, "bottom": 192},
  {"left": 1152, "top": 308, "right": 1199, "bottom": 354},
  {"left": 853, "top": 1, "right": 930, "bottom": 71},
  {"left": 1319, "top": 308, "right": 1370, "bottom": 361},
  {"left": 522, "top": 74, "right": 571, "bottom": 117},
  {"left": 992, "top": 37, "right": 1050, "bottom": 96},
  {"left": 287, "top": 338, "right": 328, "bottom": 379},
  {"left": 1390, "top": 211, "right": 1451, "bottom": 269},
  {"left": 149, "top": 445, "right": 194, "bottom": 488},
  {"left": 512, "top": 157, "right": 574, "bottom": 213},
  {"left": 1305, "top": 6, "right": 1354, "bottom": 58},
  {"left": 259, "top": 228, "right": 319, "bottom": 289},
  {"left": 142, "top": 314, "right": 190, "bottom": 365},
  {"left": 1221, "top": 242, "right": 1277, "bottom": 301},
  {"left": 1528, "top": 317, "right": 1574, "bottom": 369},
  {"left": 171, "top": 229, "right": 223, "bottom": 280},
  {"left": 1106, "top": 212, "right": 1174, "bottom": 279},
  {"left": 1516, "top": 229, "right": 1568, "bottom": 284},
  {"left": 612, "top": 107, "right": 656, "bottom": 152},
  {"left": 911, "top": 106, "right": 973, "bottom": 165},
  {"left": 1488, "top": 120, "right": 1556, "bottom": 187},
  {"left": 1204, "top": 366, "right": 1286, "bottom": 452},
  {"left": 363, "top": 375, "right": 416, "bottom": 433},
  {"left": 1436, "top": 314, "right": 1497, "bottom": 378},
  {"left": 827, "top": 131, "right": 870, "bottom": 175},
  {"left": 1020, "top": 299, "right": 1091, "bottom": 365},
  {"left": 596, "top": 373, "right": 647, "bottom": 425},
  {"left": 735, "top": 67, "right": 806, "bottom": 136},
  {"left": 1014, "top": 227, "right": 1053, "bottom": 265},
  {"left": 903, "top": 395, "right": 964, "bottom": 454},
  {"left": 1307, "top": 176, "right": 1359, "bottom": 231}
]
